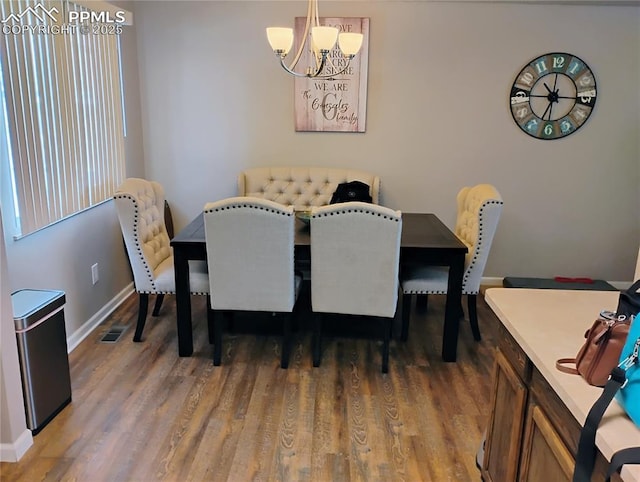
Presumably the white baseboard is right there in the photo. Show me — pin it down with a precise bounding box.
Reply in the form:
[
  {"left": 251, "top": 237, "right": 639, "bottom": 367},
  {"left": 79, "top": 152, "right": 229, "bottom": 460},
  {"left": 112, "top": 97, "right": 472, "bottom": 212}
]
[
  {"left": 481, "top": 277, "right": 504, "bottom": 288},
  {"left": 66, "top": 283, "right": 134, "bottom": 353},
  {"left": 607, "top": 281, "right": 631, "bottom": 290},
  {"left": 0, "top": 429, "right": 33, "bottom": 462},
  {"left": 0, "top": 286, "right": 133, "bottom": 463}
]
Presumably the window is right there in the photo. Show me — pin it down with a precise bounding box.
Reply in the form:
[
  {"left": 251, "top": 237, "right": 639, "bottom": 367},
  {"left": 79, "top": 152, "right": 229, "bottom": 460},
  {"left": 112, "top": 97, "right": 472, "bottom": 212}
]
[{"left": 0, "top": 0, "right": 126, "bottom": 238}]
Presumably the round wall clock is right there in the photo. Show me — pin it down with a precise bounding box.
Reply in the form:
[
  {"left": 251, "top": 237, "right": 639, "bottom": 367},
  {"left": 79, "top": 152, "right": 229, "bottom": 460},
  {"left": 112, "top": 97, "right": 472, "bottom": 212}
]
[{"left": 510, "top": 52, "right": 597, "bottom": 140}]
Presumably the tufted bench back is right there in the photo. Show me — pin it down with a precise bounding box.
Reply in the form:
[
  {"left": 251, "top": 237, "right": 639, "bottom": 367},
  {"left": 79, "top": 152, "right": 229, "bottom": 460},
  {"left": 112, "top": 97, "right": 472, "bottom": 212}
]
[
  {"left": 237, "top": 167, "right": 380, "bottom": 210},
  {"left": 454, "top": 184, "right": 503, "bottom": 292},
  {"left": 114, "top": 178, "right": 173, "bottom": 293}
]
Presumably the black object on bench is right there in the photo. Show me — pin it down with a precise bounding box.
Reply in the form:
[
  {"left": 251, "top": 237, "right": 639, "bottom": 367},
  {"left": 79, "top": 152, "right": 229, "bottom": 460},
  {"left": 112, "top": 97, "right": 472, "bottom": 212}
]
[{"left": 503, "top": 277, "right": 618, "bottom": 291}]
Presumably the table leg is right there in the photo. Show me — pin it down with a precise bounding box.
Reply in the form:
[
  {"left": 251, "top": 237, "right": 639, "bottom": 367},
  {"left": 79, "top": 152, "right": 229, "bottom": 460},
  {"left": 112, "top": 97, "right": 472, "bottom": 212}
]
[
  {"left": 174, "top": 248, "right": 193, "bottom": 356},
  {"left": 442, "top": 253, "right": 465, "bottom": 361}
]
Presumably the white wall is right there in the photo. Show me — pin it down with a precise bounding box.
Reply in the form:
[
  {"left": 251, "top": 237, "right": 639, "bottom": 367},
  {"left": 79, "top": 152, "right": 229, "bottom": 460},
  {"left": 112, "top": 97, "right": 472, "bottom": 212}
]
[
  {"left": 0, "top": 211, "right": 32, "bottom": 461},
  {"left": 0, "top": 0, "right": 144, "bottom": 460},
  {"left": 4, "top": 203, "right": 132, "bottom": 341},
  {"left": 135, "top": 0, "right": 640, "bottom": 281},
  {"left": 3, "top": 5, "right": 143, "bottom": 338}
]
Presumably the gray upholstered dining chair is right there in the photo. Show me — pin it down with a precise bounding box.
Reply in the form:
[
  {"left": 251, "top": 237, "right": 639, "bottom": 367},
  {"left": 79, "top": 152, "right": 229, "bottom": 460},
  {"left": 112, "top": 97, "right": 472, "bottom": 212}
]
[
  {"left": 203, "top": 197, "right": 302, "bottom": 368},
  {"left": 113, "top": 178, "right": 210, "bottom": 342},
  {"left": 400, "top": 184, "right": 503, "bottom": 342},
  {"left": 309, "top": 202, "right": 402, "bottom": 373}
]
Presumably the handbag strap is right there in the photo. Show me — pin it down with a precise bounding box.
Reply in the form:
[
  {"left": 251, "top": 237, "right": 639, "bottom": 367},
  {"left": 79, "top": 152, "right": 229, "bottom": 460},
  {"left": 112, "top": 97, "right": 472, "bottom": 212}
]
[
  {"left": 606, "top": 447, "right": 640, "bottom": 481},
  {"left": 572, "top": 366, "right": 626, "bottom": 482},
  {"left": 556, "top": 357, "right": 580, "bottom": 375}
]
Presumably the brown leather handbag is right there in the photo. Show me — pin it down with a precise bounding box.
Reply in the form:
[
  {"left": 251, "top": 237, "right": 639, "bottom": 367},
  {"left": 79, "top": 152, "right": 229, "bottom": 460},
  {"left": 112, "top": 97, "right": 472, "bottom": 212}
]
[{"left": 556, "top": 311, "right": 631, "bottom": 387}]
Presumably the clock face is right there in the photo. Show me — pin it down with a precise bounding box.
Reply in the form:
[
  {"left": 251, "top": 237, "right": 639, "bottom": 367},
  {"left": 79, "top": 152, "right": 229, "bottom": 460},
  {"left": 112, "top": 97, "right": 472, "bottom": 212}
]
[{"left": 510, "top": 53, "right": 597, "bottom": 140}]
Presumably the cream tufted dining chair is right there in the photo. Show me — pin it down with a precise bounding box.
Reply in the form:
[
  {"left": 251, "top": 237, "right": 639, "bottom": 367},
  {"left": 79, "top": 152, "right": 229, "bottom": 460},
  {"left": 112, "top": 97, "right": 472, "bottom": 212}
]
[
  {"left": 203, "top": 197, "right": 302, "bottom": 368},
  {"left": 400, "top": 184, "right": 503, "bottom": 342},
  {"left": 114, "top": 178, "right": 210, "bottom": 342},
  {"left": 310, "top": 202, "right": 402, "bottom": 373}
]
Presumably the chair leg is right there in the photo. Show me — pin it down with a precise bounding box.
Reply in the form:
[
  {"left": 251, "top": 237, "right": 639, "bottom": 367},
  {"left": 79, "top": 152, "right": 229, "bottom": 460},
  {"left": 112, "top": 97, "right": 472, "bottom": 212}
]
[
  {"left": 207, "top": 296, "right": 215, "bottom": 344},
  {"left": 416, "top": 294, "right": 429, "bottom": 312},
  {"left": 213, "top": 310, "right": 225, "bottom": 366},
  {"left": 133, "top": 293, "right": 149, "bottom": 342},
  {"left": 281, "top": 313, "right": 291, "bottom": 369},
  {"left": 151, "top": 293, "right": 165, "bottom": 316},
  {"left": 468, "top": 294, "right": 481, "bottom": 341},
  {"left": 312, "top": 313, "right": 322, "bottom": 367},
  {"left": 381, "top": 317, "right": 391, "bottom": 374},
  {"left": 401, "top": 293, "right": 412, "bottom": 341}
]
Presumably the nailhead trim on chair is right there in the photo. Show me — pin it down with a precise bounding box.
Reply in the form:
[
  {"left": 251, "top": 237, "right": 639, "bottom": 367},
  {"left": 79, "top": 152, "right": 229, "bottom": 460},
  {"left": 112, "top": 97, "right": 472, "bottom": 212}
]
[
  {"left": 116, "top": 189, "right": 207, "bottom": 296},
  {"left": 403, "top": 289, "right": 448, "bottom": 294},
  {"left": 137, "top": 289, "right": 209, "bottom": 295},
  {"left": 461, "top": 199, "right": 503, "bottom": 292},
  {"left": 204, "top": 200, "right": 297, "bottom": 278},
  {"left": 312, "top": 207, "right": 400, "bottom": 222},
  {"left": 402, "top": 198, "right": 503, "bottom": 296},
  {"left": 114, "top": 193, "right": 158, "bottom": 293},
  {"left": 204, "top": 202, "right": 293, "bottom": 216}
]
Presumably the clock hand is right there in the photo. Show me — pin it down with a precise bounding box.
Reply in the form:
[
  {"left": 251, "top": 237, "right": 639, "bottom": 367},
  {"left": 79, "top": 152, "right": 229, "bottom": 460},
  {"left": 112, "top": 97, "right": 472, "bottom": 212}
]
[
  {"left": 541, "top": 101, "right": 552, "bottom": 120},
  {"left": 531, "top": 94, "right": 577, "bottom": 100},
  {"left": 544, "top": 82, "right": 553, "bottom": 94},
  {"left": 552, "top": 73, "right": 559, "bottom": 92}
]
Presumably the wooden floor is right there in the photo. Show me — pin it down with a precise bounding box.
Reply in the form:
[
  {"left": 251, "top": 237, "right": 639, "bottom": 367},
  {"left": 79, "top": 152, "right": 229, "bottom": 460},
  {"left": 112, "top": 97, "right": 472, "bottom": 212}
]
[{"left": 0, "top": 286, "right": 500, "bottom": 482}]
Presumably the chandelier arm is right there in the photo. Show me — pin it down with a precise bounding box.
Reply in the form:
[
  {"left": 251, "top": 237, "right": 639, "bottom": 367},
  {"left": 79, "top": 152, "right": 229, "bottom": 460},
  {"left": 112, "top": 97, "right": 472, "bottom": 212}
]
[
  {"left": 270, "top": 0, "right": 358, "bottom": 80},
  {"left": 311, "top": 55, "right": 354, "bottom": 79},
  {"left": 279, "top": 55, "right": 324, "bottom": 78},
  {"left": 278, "top": 57, "right": 316, "bottom": 78},
  {"left": 315, "top": 52, "right": 328, "bottom": 76},
  {"left": 278, "top": 52, "right": 354, "bottom": 79},
  {"left": 326, "top": 55, "right": 337, "bottom": 71},
  {"left": 287, "top": 0, "right": 314, "bottom": 72},
  {"left": 279, "top": 54, "right": 354, "bottom": 80}
]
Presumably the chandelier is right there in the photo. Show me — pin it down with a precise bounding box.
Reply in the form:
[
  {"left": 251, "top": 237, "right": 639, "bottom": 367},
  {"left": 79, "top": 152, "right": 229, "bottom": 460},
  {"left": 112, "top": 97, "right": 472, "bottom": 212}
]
[{"left": 266, "top": 0, "right": 364, "bottom": 80}]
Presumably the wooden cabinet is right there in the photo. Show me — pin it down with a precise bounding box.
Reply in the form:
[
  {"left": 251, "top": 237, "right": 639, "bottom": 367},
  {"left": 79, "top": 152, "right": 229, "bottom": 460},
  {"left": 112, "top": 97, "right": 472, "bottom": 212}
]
[
  {"left": 519, "top": 404, "right": 574, "bottom": 482},
  {"left": 483, "top": 324, "right": 623, "bottom": 482},
  {"left": 482, "top": 350, "right": 528, "bottom": 482}
]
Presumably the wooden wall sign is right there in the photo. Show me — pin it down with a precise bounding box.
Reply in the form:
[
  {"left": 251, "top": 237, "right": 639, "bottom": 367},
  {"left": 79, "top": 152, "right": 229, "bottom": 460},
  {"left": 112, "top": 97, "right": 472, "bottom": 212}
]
[{"left": 294, "top": 17, "right": 369, "bottom": 133}]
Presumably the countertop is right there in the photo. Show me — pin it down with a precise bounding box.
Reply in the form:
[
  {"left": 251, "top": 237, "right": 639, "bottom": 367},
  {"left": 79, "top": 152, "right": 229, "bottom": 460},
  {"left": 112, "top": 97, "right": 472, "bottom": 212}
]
[{"left": 485, "top": 288, "right": 640, "bottom": 481}]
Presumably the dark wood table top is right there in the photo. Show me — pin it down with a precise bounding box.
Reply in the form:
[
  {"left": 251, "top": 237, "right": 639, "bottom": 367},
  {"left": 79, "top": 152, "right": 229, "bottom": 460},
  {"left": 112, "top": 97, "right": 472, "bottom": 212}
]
[{"left": 171, "top": 212, "right": 467, "bottom": 253}]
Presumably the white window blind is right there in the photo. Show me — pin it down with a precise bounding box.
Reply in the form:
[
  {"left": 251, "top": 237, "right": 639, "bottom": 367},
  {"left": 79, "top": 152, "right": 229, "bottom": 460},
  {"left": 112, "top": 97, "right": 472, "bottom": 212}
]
[{"left": 0, "top": 0, "right": 125, "bottom": 237}]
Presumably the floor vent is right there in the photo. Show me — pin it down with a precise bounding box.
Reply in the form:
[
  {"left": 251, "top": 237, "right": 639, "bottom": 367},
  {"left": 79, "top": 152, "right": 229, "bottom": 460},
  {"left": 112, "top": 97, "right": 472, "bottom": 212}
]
[{"left": 100, "top": 325, "right": 127, "bottom": 343}]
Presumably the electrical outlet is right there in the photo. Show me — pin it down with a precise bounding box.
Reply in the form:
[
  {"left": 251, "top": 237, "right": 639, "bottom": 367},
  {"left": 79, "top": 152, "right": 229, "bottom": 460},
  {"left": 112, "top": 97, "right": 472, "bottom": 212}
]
[{"left": 91, "top": 263, "right": 99, "bottom": 285}]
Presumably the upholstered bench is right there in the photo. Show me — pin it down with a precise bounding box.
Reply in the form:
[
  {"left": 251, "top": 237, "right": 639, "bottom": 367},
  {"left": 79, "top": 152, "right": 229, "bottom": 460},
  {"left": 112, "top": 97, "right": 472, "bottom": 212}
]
[{"left": 237, "top": 167, "right": 380, "bottom": 210}]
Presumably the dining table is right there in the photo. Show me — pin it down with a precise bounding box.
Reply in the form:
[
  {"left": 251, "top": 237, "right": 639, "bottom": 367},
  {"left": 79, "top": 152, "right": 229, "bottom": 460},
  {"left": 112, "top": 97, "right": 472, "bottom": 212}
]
[{"left": 170, "top": 212, "right": 468, "bottom": 361}]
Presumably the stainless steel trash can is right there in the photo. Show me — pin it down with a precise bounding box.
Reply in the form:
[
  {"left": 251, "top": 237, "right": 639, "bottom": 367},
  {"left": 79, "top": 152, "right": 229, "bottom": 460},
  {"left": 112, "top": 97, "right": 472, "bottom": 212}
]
[{"left": 12, "top": 289, "right": 72, "bottom": 435}]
